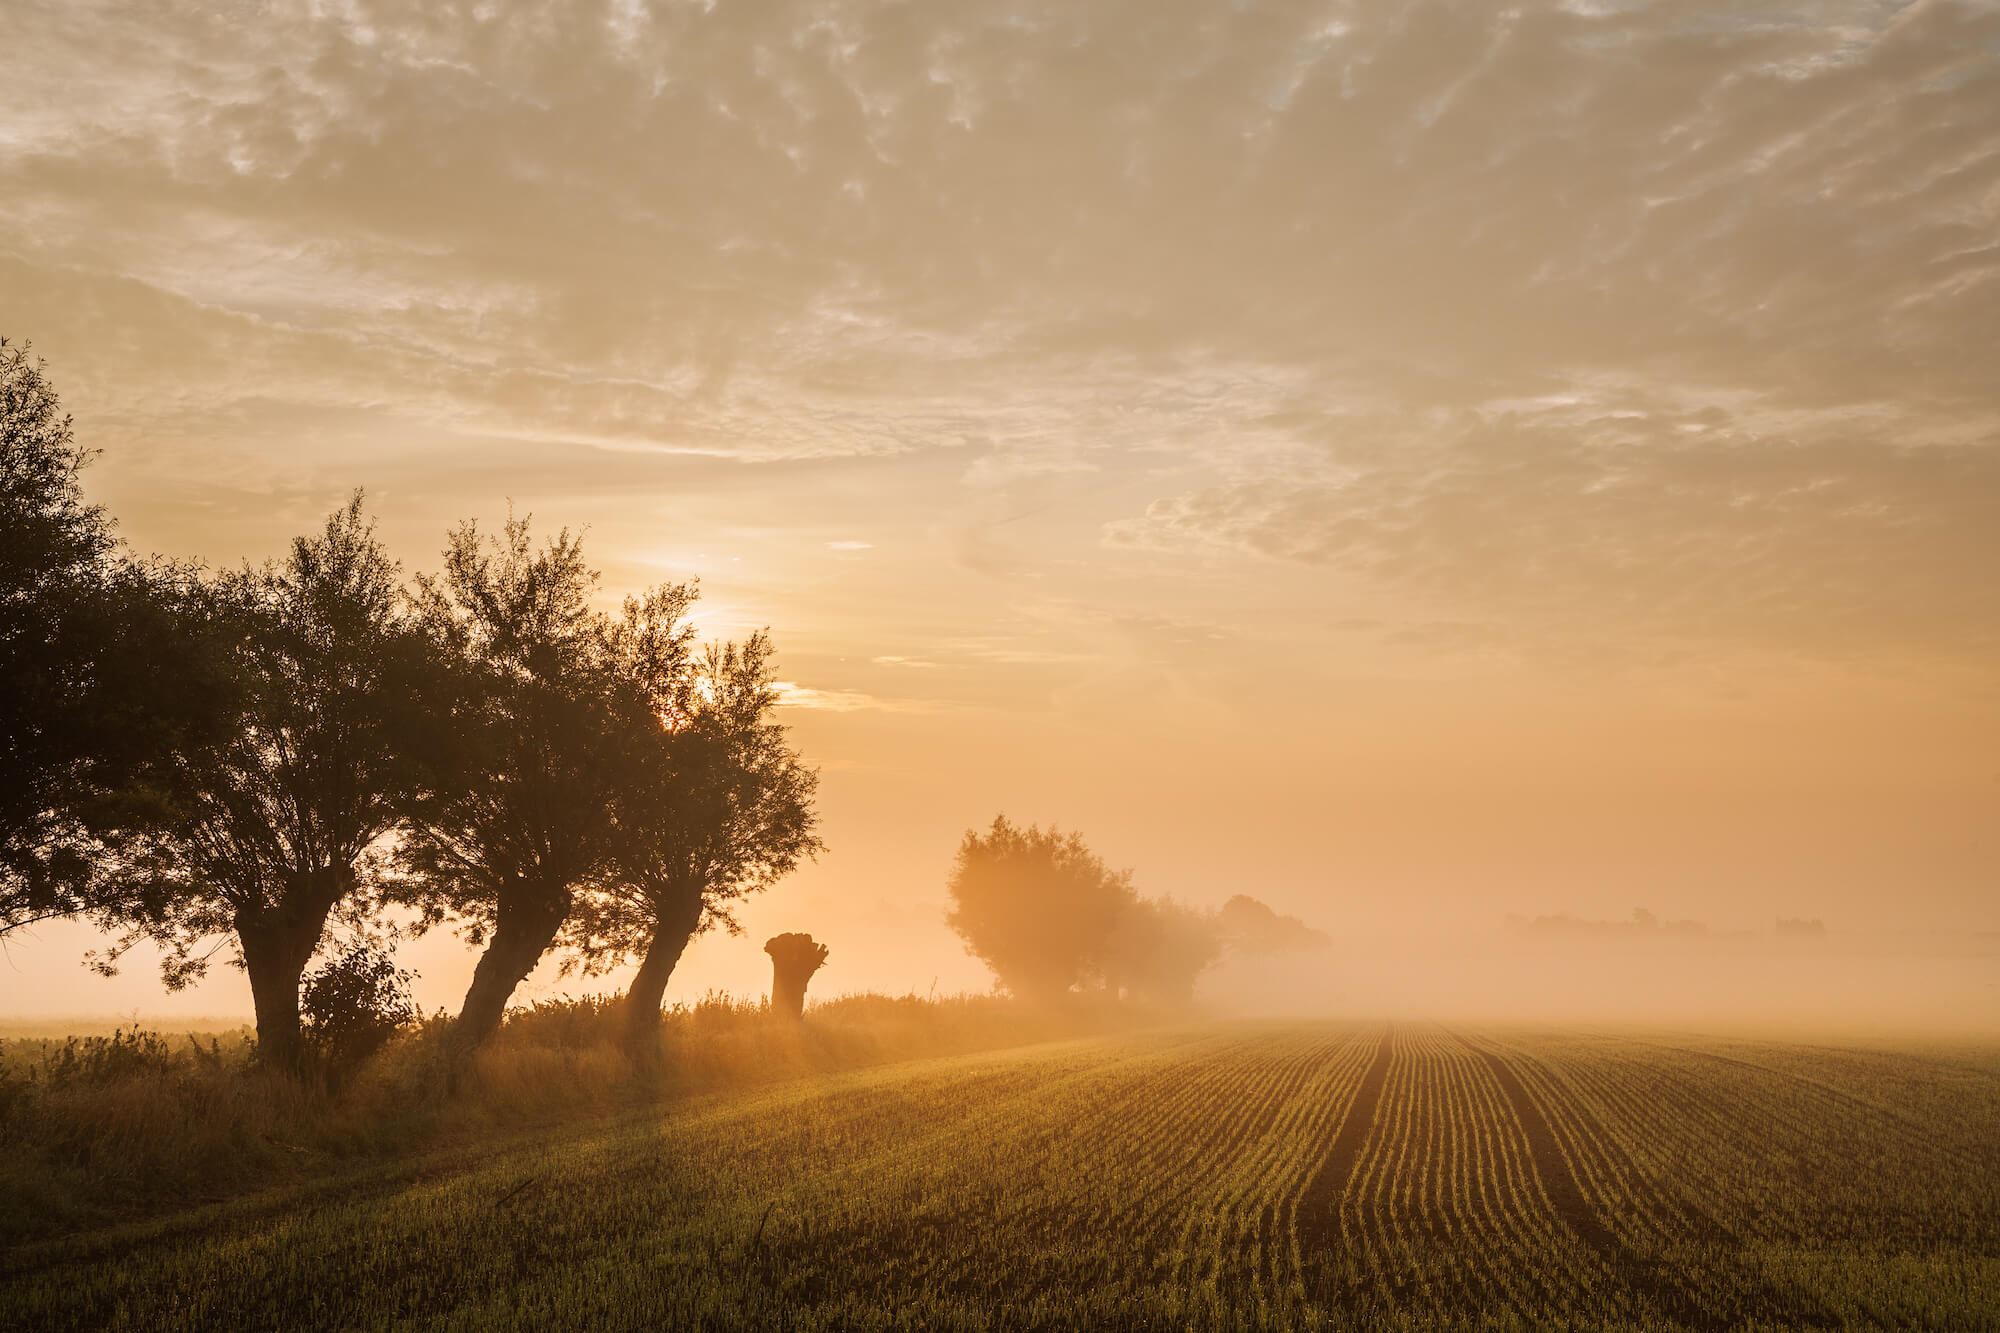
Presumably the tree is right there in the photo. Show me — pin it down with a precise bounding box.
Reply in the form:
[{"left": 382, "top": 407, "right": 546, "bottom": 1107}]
[
  {"left": 1, "top": 339, "right": 231, "bottom": 938},
  {"left": 765, "top": 932, "right": 828, "bottom": 1019},
  {"left": 564, "top": 631, "right": 822, "bottom": 1051},
  {"left": 90, "top": 495, "right": 435, "bottom": 1069},
  {"left": 1104, "top": 896, "right": 1222, "bottom": 1005},
  {"left": 393, "top": 516, "right": 679, "bottom": 1056},
  {"left": 944, "top": 816, "right": 1136, "bottom": 1002},
  {"left": 0, "top": 341, "right": 109, "bottom": 925},
  {"left": 1216, "top": 894, "right": 1332, "bottom": 954}
]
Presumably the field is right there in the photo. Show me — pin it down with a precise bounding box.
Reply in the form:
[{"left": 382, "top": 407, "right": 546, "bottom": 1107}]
[{"left": 4, "top": 1022, "right": 1996, "bottom": 1330}]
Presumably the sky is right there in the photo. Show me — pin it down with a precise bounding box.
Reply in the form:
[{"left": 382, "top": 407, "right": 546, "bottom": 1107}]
[{"left": 2, "top": 0, "right": 1997, "bottom": 1021}]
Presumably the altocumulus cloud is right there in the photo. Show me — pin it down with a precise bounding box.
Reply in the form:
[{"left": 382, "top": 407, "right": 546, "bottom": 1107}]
[{"left": 1, "top": 0, "right": 1995, "bottom": 659}]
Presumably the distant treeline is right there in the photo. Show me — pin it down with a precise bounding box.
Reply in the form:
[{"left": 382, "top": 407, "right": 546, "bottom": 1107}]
[
  {"left": 1, "top": 338, "right": 820, "bottom": 1072},
  {"left": 1508, "top": 907, "right": 1708, "bottom": 938},
  {"left": 1504, "top": 906, "right": 1833, "bottom": 939}
]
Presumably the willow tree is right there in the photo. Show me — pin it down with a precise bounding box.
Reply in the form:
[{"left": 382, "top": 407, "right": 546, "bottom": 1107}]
[
  {"left": 395, "top": 516, "right": 697, "bottom": 1055},
  {"left": 1103, "top": 896, "right": 1221, "bottom": 1005},
  {"left": 945, "top": 817, "right": 1136, "bottom": 1003},
  {"left": 91, "top": 496, "right": 433, "bottom": 1068},
  {"left": 0, "top": 339, "right": 229, "bottom": 939},
  {"left": 765, "top": 932, "right": 828, "bottom": 1020},
  {"left": 566, "top": 633, "right": 821, "bottom": 1052}
]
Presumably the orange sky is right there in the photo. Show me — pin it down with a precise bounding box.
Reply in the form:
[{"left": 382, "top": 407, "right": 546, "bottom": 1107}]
[{"left": 2, "top": 0, "right": 1996, "bottom": 1020}]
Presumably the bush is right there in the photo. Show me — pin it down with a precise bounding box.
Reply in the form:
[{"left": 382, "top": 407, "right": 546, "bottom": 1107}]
[
  {"left": 300, "top": 944, "right": 418, "bottom": 1088},
  {"left": 37, "top": 1028, "right": 179, "bottom": 1089}
]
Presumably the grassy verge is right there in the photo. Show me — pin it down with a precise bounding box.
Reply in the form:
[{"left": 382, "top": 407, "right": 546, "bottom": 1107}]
[{"left": 0, "top": 991, "right": 1144, "bottom": 1247}]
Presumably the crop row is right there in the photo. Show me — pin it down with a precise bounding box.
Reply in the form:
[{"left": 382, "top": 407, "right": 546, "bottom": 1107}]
[
  {"left": 6, "top": 1023, "right": 1995, "bottom": 1330},
  {"left": 1468, "top": 1029, "right": 2000, "bottom": 1327}
]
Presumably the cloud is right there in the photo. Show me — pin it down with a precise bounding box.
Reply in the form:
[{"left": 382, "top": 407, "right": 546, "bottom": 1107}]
[
  {"left": 1, "top": 0, "right": 1995, "bottom": 662},
  {"left": 771, "top": 680, "right": 937, "bottom": 713},
  {"left": 12, "top": 2, "right": 1995, "bottom": 404},
  {"left": 1107, "top": 383, "right": 2000, "bottom": 658}
]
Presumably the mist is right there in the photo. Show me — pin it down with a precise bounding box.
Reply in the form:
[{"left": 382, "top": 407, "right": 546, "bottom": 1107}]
[{"left": 1204, "top": 922, "right": 2000, "bottom": 1037}]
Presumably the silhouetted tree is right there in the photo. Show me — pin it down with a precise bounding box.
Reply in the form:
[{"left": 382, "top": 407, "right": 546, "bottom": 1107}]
[
  {"left": 765, "top": 932, "right": 828, "bottom": 1019},
  {"left": 1216, "top": 894, "right": 1332, "bottom": 954},
  {"left": 89, "top": 496, "right": 436, "bottom": 1069},
  {"left": 0, "top": 339, "right": 230, "bottom": 937},
  {"left": 393, "top": 517, "right": 680, "bottom": 1057},
  {"left": 1105, "top": 896, "right": 1222, "bottom": 1005},
  {"left": 564, "top": 631, "right": 822, "bottom": 1051},
  {"left": 945, "top": 816, "right": 1136, "bottom": 1002}
]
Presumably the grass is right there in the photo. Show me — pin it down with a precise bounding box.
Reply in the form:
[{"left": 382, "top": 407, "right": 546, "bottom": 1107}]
[
  {"left": 0, "top": 991, "right": 1132, "bottom": 1245},
  {"left": 0, "top": 1016, "right": 253, "bottom": 1040},
  {"left": 3, "top": 1021, "right": 1995, "bottom": 1329}
]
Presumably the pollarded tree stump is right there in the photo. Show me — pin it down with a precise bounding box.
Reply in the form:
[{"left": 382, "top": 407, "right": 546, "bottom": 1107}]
[{"left": 765, "top": 932, "right": 828, "bottom": 1020}]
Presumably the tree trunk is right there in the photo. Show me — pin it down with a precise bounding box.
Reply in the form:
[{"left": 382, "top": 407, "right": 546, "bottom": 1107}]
[
  {"left": 239, "top": 908, "right": 329, "bottom": 1073},
  {"left": 452, "top": 884, "right": 570, "bottom": 1057},
  {"left": 765, "top": 932, "right": 828, "bottom": 1021},
  {"left": 622, "top": 895, "right": 704, "bottom": 1054}
]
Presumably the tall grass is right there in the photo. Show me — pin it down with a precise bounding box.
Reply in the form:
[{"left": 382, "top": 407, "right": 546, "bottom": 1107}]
[{"left": 0, "top": 991, "right": 1142, "bottom": 1245}]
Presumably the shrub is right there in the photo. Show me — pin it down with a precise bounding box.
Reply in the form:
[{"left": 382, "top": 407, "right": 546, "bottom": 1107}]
[{"left": 300, "top": 944, "right": 418, "bottom": 1088}]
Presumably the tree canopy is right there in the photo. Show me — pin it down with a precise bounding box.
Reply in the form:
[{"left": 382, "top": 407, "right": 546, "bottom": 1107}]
[
  {"left": 564, "top": 631, "right": 823, "bottom": 1045},
  {"left": 0, "top": 339, "right": 232, "bottom": 939},
  {"left": 1105, "top": 896, "right": 1222, "bottom": 1004},
  {"left": 945, "top": 816, "right": 1138, "bottom": 1002},
  {"left": 87, "top": 494, "right": 439, "bottom": 1068},
  {"left": 1, "top": 338, "right": 832, "bottom": 1077},
  {"left": 390, "top": 516, "right": 697, "bottom": 1053}
]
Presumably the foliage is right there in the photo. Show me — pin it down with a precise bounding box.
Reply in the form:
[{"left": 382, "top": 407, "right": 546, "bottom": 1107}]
[
  {"left": 563, "top": 632, "right": 822, "bottom": 1032},
  {"left": 0, "top": 343, "right": 827, "bottom": 1066},
  {"left": 300, "top": 944, "right": 419, "bottom": 1087},
  {"left": 0, "top": 339, "right": 232, "bottom": 936},
  {"left": 1216, "top": 893, "right": 1332, "bottom": 954},
  {"left": 389, "top": 516, "right": 696, "bottom": 1051},
  {"left": 945, "top": 817, "right": 1229, "bottom": 1004},
  {"left": 32, "top": 1028, "right": 180, "bottom": 1089},
  {"left": 0, "top": 337, "right": 103, "bottom": 578},
  {"left": 0, "top": 341, "right": 107, "bottom": 917},
  {"left": 1102, "top": 896, "right": 1221, "bottom": 1004},
  {"left": 392, "top": 514, "right": 612, "bottom": 942},
  {"left": 86, "top": 495, "right": 436, "bottom": 1069},
  {"left": 945, "top": 816, "right": 1137, "bottom": 1001}
]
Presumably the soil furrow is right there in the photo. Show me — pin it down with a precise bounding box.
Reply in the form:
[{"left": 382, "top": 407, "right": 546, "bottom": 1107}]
[
  {"left": 1466, "top": 1035, "right": 1838, "bottom": 1331},
  {"left": 1293, "top": 1023, "right": 1392, "bottom": 1285}
]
